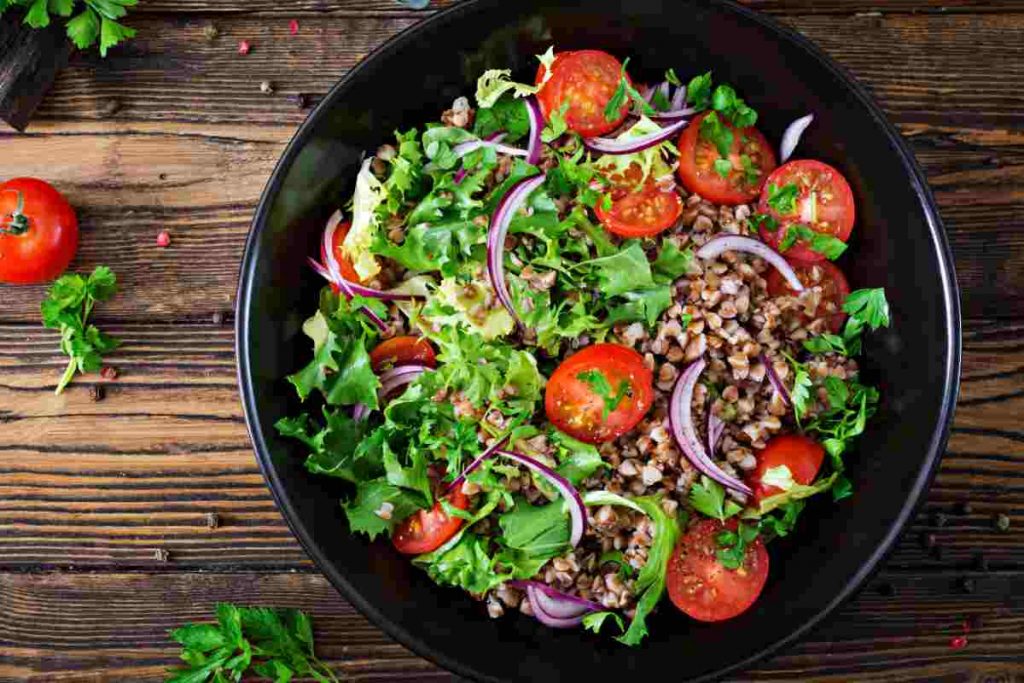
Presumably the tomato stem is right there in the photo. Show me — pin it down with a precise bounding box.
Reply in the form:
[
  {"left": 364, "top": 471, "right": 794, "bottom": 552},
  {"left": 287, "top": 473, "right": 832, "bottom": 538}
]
[{"left": 0, "top": 191, "right": 29, "bottom": 236}]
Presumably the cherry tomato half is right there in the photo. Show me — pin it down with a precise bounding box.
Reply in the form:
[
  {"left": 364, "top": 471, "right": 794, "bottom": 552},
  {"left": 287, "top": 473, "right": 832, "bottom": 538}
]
[
  {"left": 392, "top": 486, "right": 469, "bottom": 555},
  {"left": 536, "top": 49, "right": 630, "bottom": 138},
  {"left": 595, "top": 184, "right": 683, "bottom": 238},
  {"left": 676, "top": 112, "right": 776, "bottom": 205},
  {"left": 758, "top": 160, "right": 855, "bottom": 263},
  {"left": 0, "top": 178, "right": 78, "bottom": 284},
  {"left": 370, "top": 336, "right": 437, "bottom": 372},
  {"left": 751, "top": 434, "right": 826, "bottom": 504},
  {"left": 545, "top": 343, "right": 653, "bottom": 444},
  {"left": 766, "top": 259, "right": 851, "bottom": 334},
  {"left": 318, "top": 219, "right": 362, "bottom": 288},
  {"left": 666, "top": 518, "right": 769, "bottom": 622}
]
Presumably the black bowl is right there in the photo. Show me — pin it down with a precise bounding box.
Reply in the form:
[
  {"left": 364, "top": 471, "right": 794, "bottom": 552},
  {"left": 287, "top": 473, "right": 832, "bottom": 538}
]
[{"left": 236, "top": 1, "right": 961, "bottom": 680}]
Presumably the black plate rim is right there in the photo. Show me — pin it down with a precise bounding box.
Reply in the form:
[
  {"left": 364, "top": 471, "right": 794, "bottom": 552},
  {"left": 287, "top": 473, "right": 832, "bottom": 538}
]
[{"left": 235, "top": 1, "right": 962, "bottom": 680}]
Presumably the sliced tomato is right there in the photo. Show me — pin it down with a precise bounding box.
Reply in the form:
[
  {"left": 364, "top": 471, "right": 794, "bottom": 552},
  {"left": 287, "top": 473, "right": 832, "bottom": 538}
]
[
  {"left": 666, "top": 518, "right": 769, "bottom": 622},
  {"left": 535, "top": 49, "right": 629, "bottom": 138},
  {"left": 676, "top": 112, "right": 776, "bottom": 205},
  {"left": 0, "top": 178, "right": 78, "bottom": 284},
  {"left": 751, "top": 435, "right": 826, "bottom": 504},
  {"left": 318, "top": 220, "right": 362, "bottom": 288},
  {"left": 766, "top": 259, "right": 850, "bottom": 333},
  {"left": 758, "top": 160, "right": 855, "bottom": 263},
  {"left": 545, "top": 343, "right": 653, "bottom": 444},
  {"left": 595, "top": 183, "right": 682, "bottom": 238},
  {"left": 392, "top": 487, "right": 469, "bottom": 555},
  {"left": 370, "top": 336, "right": 437, "bottom": 372}
]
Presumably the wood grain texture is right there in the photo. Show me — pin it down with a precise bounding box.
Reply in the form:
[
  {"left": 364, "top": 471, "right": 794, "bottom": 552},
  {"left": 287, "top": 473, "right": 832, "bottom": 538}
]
[
  {"left": 0, "top": 2, "right": 1022, "bottom": 681},
  {"left": 0, "top": 571, "right": 1021, "bottom": 682}
]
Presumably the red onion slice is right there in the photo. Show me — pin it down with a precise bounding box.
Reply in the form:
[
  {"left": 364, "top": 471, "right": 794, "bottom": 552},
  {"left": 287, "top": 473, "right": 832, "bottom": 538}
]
[
  {"left": 760, "top": 353, "right": 791, "bottom": 407},
  {"left": 352, "top": 403, "right": 370, "bottom": 422},
  {"left": 650, "top": 106, "right": 698, "bottom": 122},
  {"left": 668, "top": 358, "right": 753, "bottom": 496},
  {"left": 583, "top": 118, "right": 689, "bottom": 155},
  {"left": 497, "top": 449, "right": 586, "bottom": 547},
  {"left": 308, "top": 257, "right": 388, "bottom": 332},
  {"left": 696, "top": 236, "right": 805, "bottom": 293},
  {"left": 510, "top": 581, "right": 603, "bottom": 618},
  {"left": 487, "top": 173, "right": 547, "bottom": 326},
  {"left": 352, "top": 363, "right": 431, "bottom": 422},
  {"left": 320, "top": 220, "right": 424, "bottom": 302},
  {"left": 525, "top": 96, "right": 544, "bottom": 164},
  {"left": 670, "top": 83, "right": 687, "bottom": 110},
  {"left": 453, "top": 134, "right": 527, "bottom": 159},
  {"left": 707, "top": 411, "right": 725, "bottom": 456},
  {"left": 780, "top": 113, "right": 814, "bottom": 163},
  {"left": 446, "top": 434, "right": 511, "bottom": 493},
  {"left": 526, "top": 585, "right": 584, "bottom": 628}
]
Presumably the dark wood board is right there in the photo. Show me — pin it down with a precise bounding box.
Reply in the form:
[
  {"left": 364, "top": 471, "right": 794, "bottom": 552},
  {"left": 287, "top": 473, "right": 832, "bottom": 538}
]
[
  {"left": 0, "top": 11, "right": 71, "bottom": 131},
  {"left": 0, "top": 2, "right": 1022, "bottom": 681}
]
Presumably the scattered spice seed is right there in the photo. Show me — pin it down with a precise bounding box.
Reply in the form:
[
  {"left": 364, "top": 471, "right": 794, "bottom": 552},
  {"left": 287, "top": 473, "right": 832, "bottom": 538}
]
[
  {"left": 955, "top": 500, "right": 973, "bottom": 516},
  {"left": 89, "top": 385, "right": 105, "bottom": 401},
  {"left": 203, "top": 23, "right": 219, "bottom": 41},
  {"left": 932, "top": 511, "right": 948, "bottom": 528},
  {"left": 238, "top": 40, "right": 251, "bottom": 55},
  {"left": 994, "top": 513, "right": 1011, "bottom": 531},
  {"left": 957, "top": 577, "right": 976, "bottom": 594},
  {"left": 100, "top": 366, "right": 118, "bottom": 380},
  {"left": 157, "top": 230, "right": 171, "bottom": 247},
  {"left": 99, "top": 99, "right": 120, "bottom": 118},
  {"left": 949, "top": 635, "right": 968, "bottom": 650},
  {"left": 260, "top": 80, "right": 274, "bottom": 95},
  {"left": 205, "top": 512, "right": 220, "bottom": 529},
  {"left": 289, "top": 19, "right": 299, "bottom": 35},
  {"left": 211, "top": 311, "right": 225, "bottom": 325},
  {"left": 154, "top": 548, "right": 169, "bottom": 562}
]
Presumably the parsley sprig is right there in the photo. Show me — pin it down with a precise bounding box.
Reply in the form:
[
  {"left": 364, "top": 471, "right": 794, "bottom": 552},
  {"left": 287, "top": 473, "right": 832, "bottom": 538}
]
[
  {"left": 577, "top": 368, "right": 630, "bottom": 421},
  {"left": 689, "top": 475, "right": 742, "bottom": 521},
  {"left": 802, "top": 288, "right": 891, "bottom": 357},
  {"left": 41, "top": 266, "right": 120, "bottom": 395},
  {"left": 715, "top": 521, "right": 758, "bottom": 569},
  {"left": 685, "top": 72, "right": 760, "bottom": 181},
  {"left": 0, "top": 0, "right": 138, "bottom": 57},
  {"left": 167, "top": 603, "right": 339, "bottom": 683}
]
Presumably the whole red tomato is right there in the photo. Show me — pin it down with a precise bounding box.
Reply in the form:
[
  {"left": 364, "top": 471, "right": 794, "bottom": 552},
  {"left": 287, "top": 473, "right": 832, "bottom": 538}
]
[{"left": 0, "top": 178, "right": 79, "bottom": 284}]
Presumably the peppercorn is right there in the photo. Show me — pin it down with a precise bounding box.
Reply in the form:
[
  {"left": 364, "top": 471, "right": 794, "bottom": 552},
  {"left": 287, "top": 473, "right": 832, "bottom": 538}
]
[
  {"left": 205, "top": 512, "right": 220, "bottom": 529},
  {"left": 203, "top": 23, "right": 219, "bottom": 41},
  {"left": 931, "top": 511, "right": 948, "bottom": 528},
  {"left": 995, "top": 513, "right": 1011, "bottom": 532},
  {"left": 260, "top": 80, "right": 274, "bottom": 95},
  {"left": 157, "top": 230, "right": 171, "bottom": 247},
  {"left": 212, "top": 311, "right": 225, "bottom": 325},
  {"left": 89, "top": 385, "right": 105, "bottom": 401},
  {"left": 154, "top": 548, "right": 169, "bottom": 562},
  {"left": 955, "top": 500, "right": 973, "bottom": 516},
  {"left": 100, "top": 366, "right": 118, "bottom": 380},
  {"left": 957, "top": 577, "right": 975, "bottom": 594},
  {"left": 238, "top": 40, "right": 251, "bottom": 55},
  {"left": 100, "top": 99, "right": 120, "bottom": 118}
]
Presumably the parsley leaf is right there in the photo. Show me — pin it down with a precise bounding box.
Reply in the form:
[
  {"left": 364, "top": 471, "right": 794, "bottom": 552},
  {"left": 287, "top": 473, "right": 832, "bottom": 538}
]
[
  {"left": 713, "top": 157, "right": 732, "bottom": 179},
  {"left": 715, "top": 521, "right": 759, "bottom": 570},
  {"left": 710, "top": 84, "right": 757, "bottom": 127},
  {"left": 778, "top": 224, "right": 848, "bottom": 260},
  {"left": 686, "top": 71, "right": 713, "bottom": 110},
  {"left": 750, "top": 212, "right": 779, "bottom": 232},
  {"left": 604, "top": 57, "right": 653, "bottom": 122},
  {"left": 699, "top": 111, "right": 733, "bottom": 158},
  {"left": 765, "top": 182, "right": 800, "bottom": 214},
  {"left": 842, "top": 288, "right": 891, "bottom": 330},
  {"left": 689, "top": 475, "right": 742, "bottom": 521},
  {"left": 473, "top": 95, "right": 531, "bottom": 142},
  {"left": 787, "top": 358, "right": 814, "bottom": 425},
  {"left": 541, "top": 100, "right": 570, "bottom": 143},
  {"left": 758, "top": 500, "right": 805, "bottom": 542},
  {"left": 40, "top": 266, "right": 121, "bottom": 395},
  {"left": 167, "top": 603, "right": 339, "bottom": 683},
  {"left": 665, "top": 67, "right": 683, "bottom": 88},
  {"left": 577, "top": 369, "right": 631, "bottom": 420}
]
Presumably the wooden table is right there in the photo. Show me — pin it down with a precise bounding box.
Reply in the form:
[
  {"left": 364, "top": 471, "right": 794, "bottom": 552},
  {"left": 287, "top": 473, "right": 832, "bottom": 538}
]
[{"left": 1, "top": 1, "right": 1022, "bottom": 680}]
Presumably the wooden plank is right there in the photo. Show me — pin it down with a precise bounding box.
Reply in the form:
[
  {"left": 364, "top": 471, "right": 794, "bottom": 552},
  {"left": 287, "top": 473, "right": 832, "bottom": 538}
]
[
  {"left": 0, "top": 570, "right": 1020, "bottom": 681},
  {"left": 0, "top": 11, "right": 71, "bottom": 131},
  {"left": 0, "top": 318, "right": 1021, "bottom": 569}
]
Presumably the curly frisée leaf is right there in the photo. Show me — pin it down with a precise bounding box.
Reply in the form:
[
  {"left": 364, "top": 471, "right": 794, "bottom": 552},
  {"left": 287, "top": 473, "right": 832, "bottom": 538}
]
[
  {"left": 342, "top": 159, "right": 386, "bottom": 281},
  {"left": 475, "top": 69, "right": 540, "bottom": 109}
]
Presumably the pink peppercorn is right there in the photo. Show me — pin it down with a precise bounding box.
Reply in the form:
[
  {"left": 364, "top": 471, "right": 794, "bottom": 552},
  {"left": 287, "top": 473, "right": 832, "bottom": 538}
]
[
  {"left": 289, "top": 19, "right": 299, "bottom": 35},
  {"left": 100, "top": 366, "right": 118, "bottom": 380},
  {"left": 238, "top": 40, "right": 251, "bottom": 55},
  {"left": 949, "top": 635, "right": 968, "bottom": 649},
  {"left": 157, "top": 230, "right": 171, "bottom": 247}
]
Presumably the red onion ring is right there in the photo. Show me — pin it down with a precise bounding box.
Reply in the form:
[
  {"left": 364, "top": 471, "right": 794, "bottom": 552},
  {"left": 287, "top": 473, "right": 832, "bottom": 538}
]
[
  {"left": 509, "top": 581, "right": 603, "bottom": 618},
  {"left": 525, "top": 96, "right": 544, "bottom": 164},
  {"left": 582, "top": 117, "right": 689, "bottom": 155},
  {"left": 487, "top": 173, "right": 547, "bottom": 326},
  {"left": 670, "top": 83, "right": 687, "bottom": 110},
  {"left": 668, "top": 358, "right": 753, "bottom": 496},
  {"left": 707, "top": 411, "right": 725, "bottom": 456},
  {"left": 453, "top": 134, "right": 527, "bottom": 159},
  {"left": 695, "top": 236, "right": 805, "bottom": 293},
  {"left": 352, "top": 363, "right": 431, "bottom": 422},
  {"left": 526, "top": 585, "right": 584, "bottom": 628},
  {"left": 760, "top": 353, "right": 791, "bottom": 407},
  {"left": 307, "top": 257, "right": 388, "bottom": 332},
  {"left": 320, "top": 219, "right": 424, "bottom": 302},
  {"left": 780, "top": 113, "right": 814, "bottom": 163},
  {"left": 650, "top": 106, "right": 698, "bottom": 122},
  {"left": 352, "top": 403, "right": 370, "bottom": 422},
  {"left": 496, "top": 449, "right": 586, "bottom": 547}
]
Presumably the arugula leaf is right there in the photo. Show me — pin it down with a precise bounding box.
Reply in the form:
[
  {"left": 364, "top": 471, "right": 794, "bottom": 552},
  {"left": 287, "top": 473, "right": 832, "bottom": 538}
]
[
  {"left": 167, "top": 604, "right": 338, "bottom": 683},
  {"left": 607, "top": 285, "right": 673, "bottom": 327},
  {"left": 576, "top": 369, "right": 630, "bottom": 421},
  {"left": 550, "top": 430, "right": 607, "bottom": 485},
  {"left": 579, "top": 242, "right": 655, "bottom": 296},
  {"left": 40, "top": 266, "right": 121, "bottom": 395},
  {"left": 498, "top": 497, "right": 571, "bottom": 561},
  {"left": 604, "top": 57, "right": 653, "bottom": 122},
  {"left": 689, "top": 475, "right": 743, "bottom": 521}
]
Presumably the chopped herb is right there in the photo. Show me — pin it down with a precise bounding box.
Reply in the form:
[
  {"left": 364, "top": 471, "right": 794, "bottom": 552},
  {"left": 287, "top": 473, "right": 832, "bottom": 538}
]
[
  {"left": 710, "top": 84, "right": 758, "bottom": 128},
  {"left": 778, "top": 223, "right": 848, "bottom": 260},
  {"left": 40, "top": 266, "right": 121, "bottom": 395},
  {"left": 685, "top": 71, "right": 713, "bottom": 110},
  {"left": 2, "top": 0, "right": 139, "bottom": 57},
  {"left": 665, "top": 67, "right": 683, "bottom": 88},
  {"left": 758, "top": 500, "right": 805, "bottom": 542},
  {"left": 715, "top": 521, "right": 759, "bottom": 570},
  {"left": 699, "top": 111, "right": 733, "bottom": 158},
  {"left": 541, "top": 100, "right": 571, "bottom": 143},
  {"left": 842, "top": 288, "right": 890, "bottom": 330},
  {"left": 713, "top": 157, "right": 732, "bottom": 179},
  {"left": 749, "top": 212, "right": 779, "bottom": 232},
  {"left": 739, "top": 154, "right": 760, "bottom": 186},
  {"left": 765, "top": 182, "right": 800, "bottom": 214},
  {"left": 604, "top": 57, "right": 654, "bottom": 122},
  {"left": 689, "top": 475, "right": 742, "bottom": 521},
  {"left": 577, "top": 369, "right": 631, "bottom": 420},
  {"left": 167, "top": 603, "right": 339, "bottom": 683}
]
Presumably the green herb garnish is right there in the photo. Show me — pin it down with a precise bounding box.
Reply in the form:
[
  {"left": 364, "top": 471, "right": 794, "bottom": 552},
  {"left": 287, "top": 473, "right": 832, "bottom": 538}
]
[
  {"left": 778, "top": 224, "right": 848, "bottom": 260},
  {"left": 577, "top": 368, "right": 631, "bottom": 420},
  {"left": 0, "top": 0, "right": 138, "bottom": 56},
  {"left": 605, "top": 57, "right": 654, "bottom": 122},
  {"left": 715, "top": 521, "right": 759, "bottom": 570},
  {"left": 689, "top": 475, "right": 742, "bottom": 521}
]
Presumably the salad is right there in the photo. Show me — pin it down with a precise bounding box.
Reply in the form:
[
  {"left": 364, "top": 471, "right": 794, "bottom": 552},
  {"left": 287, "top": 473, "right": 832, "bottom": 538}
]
[{"left": 276, "top": 48, "right": 891, "bottom": 644}]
